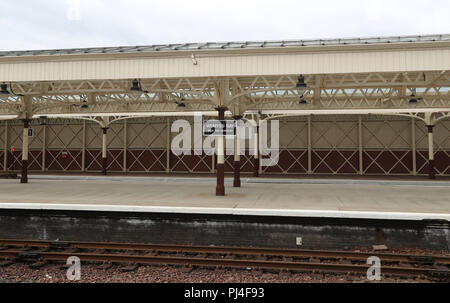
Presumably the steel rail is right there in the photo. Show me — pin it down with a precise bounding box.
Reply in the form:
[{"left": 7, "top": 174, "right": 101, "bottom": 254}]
[
  {"left": 0, "top": 250, "right": 437, "bottom": 277},
  {"left": 1, "top": 239, "right": 449, "bottom": 265}
]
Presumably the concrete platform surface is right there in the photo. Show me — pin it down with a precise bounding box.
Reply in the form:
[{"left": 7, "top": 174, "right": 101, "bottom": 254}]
[{"left": 0, "top": 175, "right": 449, "bottom": 221}]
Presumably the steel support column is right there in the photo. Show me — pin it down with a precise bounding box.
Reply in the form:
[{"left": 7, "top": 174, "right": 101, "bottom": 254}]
[
  {"left": 81, "top": 120, "right": 86, "bottom": 172},
  {"left": 411, "top": 118, "right": 417, "bottom": 176},
  {"left": 123, "top": 119, "right": 128, "bottom": 173},
  {"left": 253, "top": 124, "right": 259, "bottom": 177},
  {"left": 427, "top": 125, "right": 435, "bottom": 179},
  {"left": 42, "top": 121, "right": 47, "bottom": 172},
  {"left": 233, "top": 116, "right": 242, "bottom": 188},
  {"left": 358, "top": 116, "right": 363, "bottom": 175},
  {"left": 307, "top": 116, "right": 312, "bottom": 174},
  {"left": 102, "top": 127, "right": 108, "bottom": 176},
  {"left": 3, "top": 121, "right": 7, "bottom": 172},
  {"left": 216, "top": 107, "right": 226, "bottom": 196},
  {"left": 21, "top": 119, "right": 30, "bottom": 183},
  {"left": 166, "top": 117, "right": 171, "bottom": 173}
]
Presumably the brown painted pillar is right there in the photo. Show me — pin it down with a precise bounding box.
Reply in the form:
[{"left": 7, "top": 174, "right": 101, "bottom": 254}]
[
  {"left": 21, "top": 119, "right": 30, "bottom": 184},
  {"left": 216, "top": 107, "right": 227, "bottom": 196},
  {"left": 253, "top": 125, "right": 259, "bottom": 177},
  {"left": 427, "top": 125, "right": 435, "bottom": 180},
  {"left": 233, "top": 116, "right": 242, "bottom": 188},
  {"left": 102, "top": 127, "right": 108, "bottom": 176}
]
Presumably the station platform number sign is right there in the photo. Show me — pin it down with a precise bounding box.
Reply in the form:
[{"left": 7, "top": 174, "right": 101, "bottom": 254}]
[{"left": 203, "top": 120, "right": 236, "bottom": 136}]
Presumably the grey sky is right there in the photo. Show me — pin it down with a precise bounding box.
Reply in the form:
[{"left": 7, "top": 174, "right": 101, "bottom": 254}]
[{"left": 1, "top": 0, "right": 449, "bottom": 51}]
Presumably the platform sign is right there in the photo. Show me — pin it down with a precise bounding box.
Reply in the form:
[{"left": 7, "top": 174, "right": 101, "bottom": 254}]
[
  {"left": 203, "top": 120, "right": 236, "bottom": 136},
  {"left": 28, "top": 128, "right": 33, "bottom": 137}
]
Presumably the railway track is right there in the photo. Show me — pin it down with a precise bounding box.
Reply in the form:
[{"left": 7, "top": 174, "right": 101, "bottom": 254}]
[{"left": 0, "top": 239, "right": 449, "bottom": 280}]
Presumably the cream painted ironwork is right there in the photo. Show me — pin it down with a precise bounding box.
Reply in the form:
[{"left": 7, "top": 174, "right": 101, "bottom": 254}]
[
  {"left": 1, "top": 72, "right": 450, "bottom": 120},
  {"left": 1, "top": 35, "right": 449, "bottom": 180}
]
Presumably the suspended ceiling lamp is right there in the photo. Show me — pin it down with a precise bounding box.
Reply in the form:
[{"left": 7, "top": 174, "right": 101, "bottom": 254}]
[
  {"left": 409, "top": 88, "right": 419, "bottom": 103},
  {"left": 296, "top": 75, "right": 307, "bottom": 89},
  {"left": 130, "top": 79, "right": 143, "bottom": 95},
  {"left": 296, "top": 75, "right": 307, "bottom": 98},
  {"left": 0, "top": 83, "right": 9, "bottom": 94},
  {"left": 81, "top": 100, "right": 89, "bottom": 109},
  {"left": 409, "top": 94, "right": 418, "bottom": 104}
]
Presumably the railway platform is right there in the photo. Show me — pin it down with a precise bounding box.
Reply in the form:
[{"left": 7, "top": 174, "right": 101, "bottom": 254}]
[
  {"left": 0, "top": 175, "right": 448, "bottom": 250},
  {"left": 0, "top": 175, "right": 449, "bottom": 221}
]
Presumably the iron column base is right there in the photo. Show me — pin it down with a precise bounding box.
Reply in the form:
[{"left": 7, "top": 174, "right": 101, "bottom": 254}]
[
  {"left": 216, "top": 163, "right": 225, "bottom": 196},
  {"left": 233, "top": 161, "right": 241, "bottom": 187},
  {"left": 20, "top": 160, "right": 28, "bottom": 184}
]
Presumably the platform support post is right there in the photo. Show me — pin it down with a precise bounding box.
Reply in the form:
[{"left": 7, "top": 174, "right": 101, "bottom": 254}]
[
  {"left": 42, "top": 120, "right": 47, "bottom": 172},
  {"left": 411, "top": 118, "right": 417, "bottom": 176},
  {"left": 233, "top": 116, "right": 242, "bottom": 187},
  {"left": 123, "top": 119, "right": 128, "bottom": 173},
  {"left": 253, "top": 123, "right": 259, "bottom": 177},
  {"left": 82, "top": 120, "right": 86, "bottom": 172},
  {"left": 3, "top": 120, "right": 7, "bottom": 172},
  {"left": 427, "top": 124, "right": 435, "bottom": 179},
  {"left": 166, "top": 117, "right": 171, "bottom": 173},
  {"left": 307, "top": 115, "right": 312, "bottom": 174},
  {"left": 21, "top": 119, "right": 30, "bottom": 184},
  {"left": 358, "top": 116, "right": 363, "bottom": 175},
  {"left": 102, "top": 127, "right": 108, "bottom": 176},
  {"left": 216, "top": 107, "right": 226, "bottom": 196}
]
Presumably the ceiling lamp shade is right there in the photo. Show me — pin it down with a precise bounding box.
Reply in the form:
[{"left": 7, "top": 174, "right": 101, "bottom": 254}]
[
  {"left": 296, "top": 75, "right": 307, "bottom": 89},
  {"left": 0, "top": 83, "right": 9, "bottom": 94},
  {"left": 130, "top": 79, "right": 143, "bottom": 95},
  {"left": 81, "top": 100, "right": 89, "bottom": 109},
  {"left": 409, "top": 94, "right": 418, "bottom": 103}
]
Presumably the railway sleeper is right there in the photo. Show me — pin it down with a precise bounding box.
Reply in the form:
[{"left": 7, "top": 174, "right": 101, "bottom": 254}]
[
  {"left": 408, "top": 255, "right": 435, "bottom": 265},
  {"left": 49, "top": 242, "right": 71, "bottom": 250},
  {"left": 15, "top": 252, "right": 41, "bottom": 262},
  {"left": 0, "top": 260, "right": 13, "bottom": 268},
  {"left": 427, "top": 266, "right": 450, "bottom": 281},
  {"left": 120, "top": 263, "right": 139, "bottom": 272},
  {"left": 29, "top": 261, "right": 48, "bottom": 269},
  {"left": 97, "top": 262, "right": 113, "bottom": 270}
]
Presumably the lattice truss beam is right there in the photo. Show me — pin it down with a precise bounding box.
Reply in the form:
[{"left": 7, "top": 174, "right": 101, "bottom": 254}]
[{"left": 0, "top": 71, "right": 450, "bottom": 117}]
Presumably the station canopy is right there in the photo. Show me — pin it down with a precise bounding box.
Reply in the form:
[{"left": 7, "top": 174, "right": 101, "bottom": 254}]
[{"left": 0, "top": 33, "right": 449, "bottom": 124}]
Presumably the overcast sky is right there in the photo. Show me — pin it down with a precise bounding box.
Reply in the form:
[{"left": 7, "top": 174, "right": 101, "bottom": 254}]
[{"left": 1, "top": 0, "right": 450, "bottom": 51}]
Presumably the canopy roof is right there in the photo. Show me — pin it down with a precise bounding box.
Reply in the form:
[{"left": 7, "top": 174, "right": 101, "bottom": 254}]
[{"left": 1, "top": 34, "right": 449, "bottom": 58}]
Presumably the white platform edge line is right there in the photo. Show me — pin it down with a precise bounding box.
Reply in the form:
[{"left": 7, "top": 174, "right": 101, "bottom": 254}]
[
  {"left": 0, "top": 203, "right": 448, "bottom": 221},
  {"left": 27, "top": 176, "right": 450, "bottom": 187}
]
